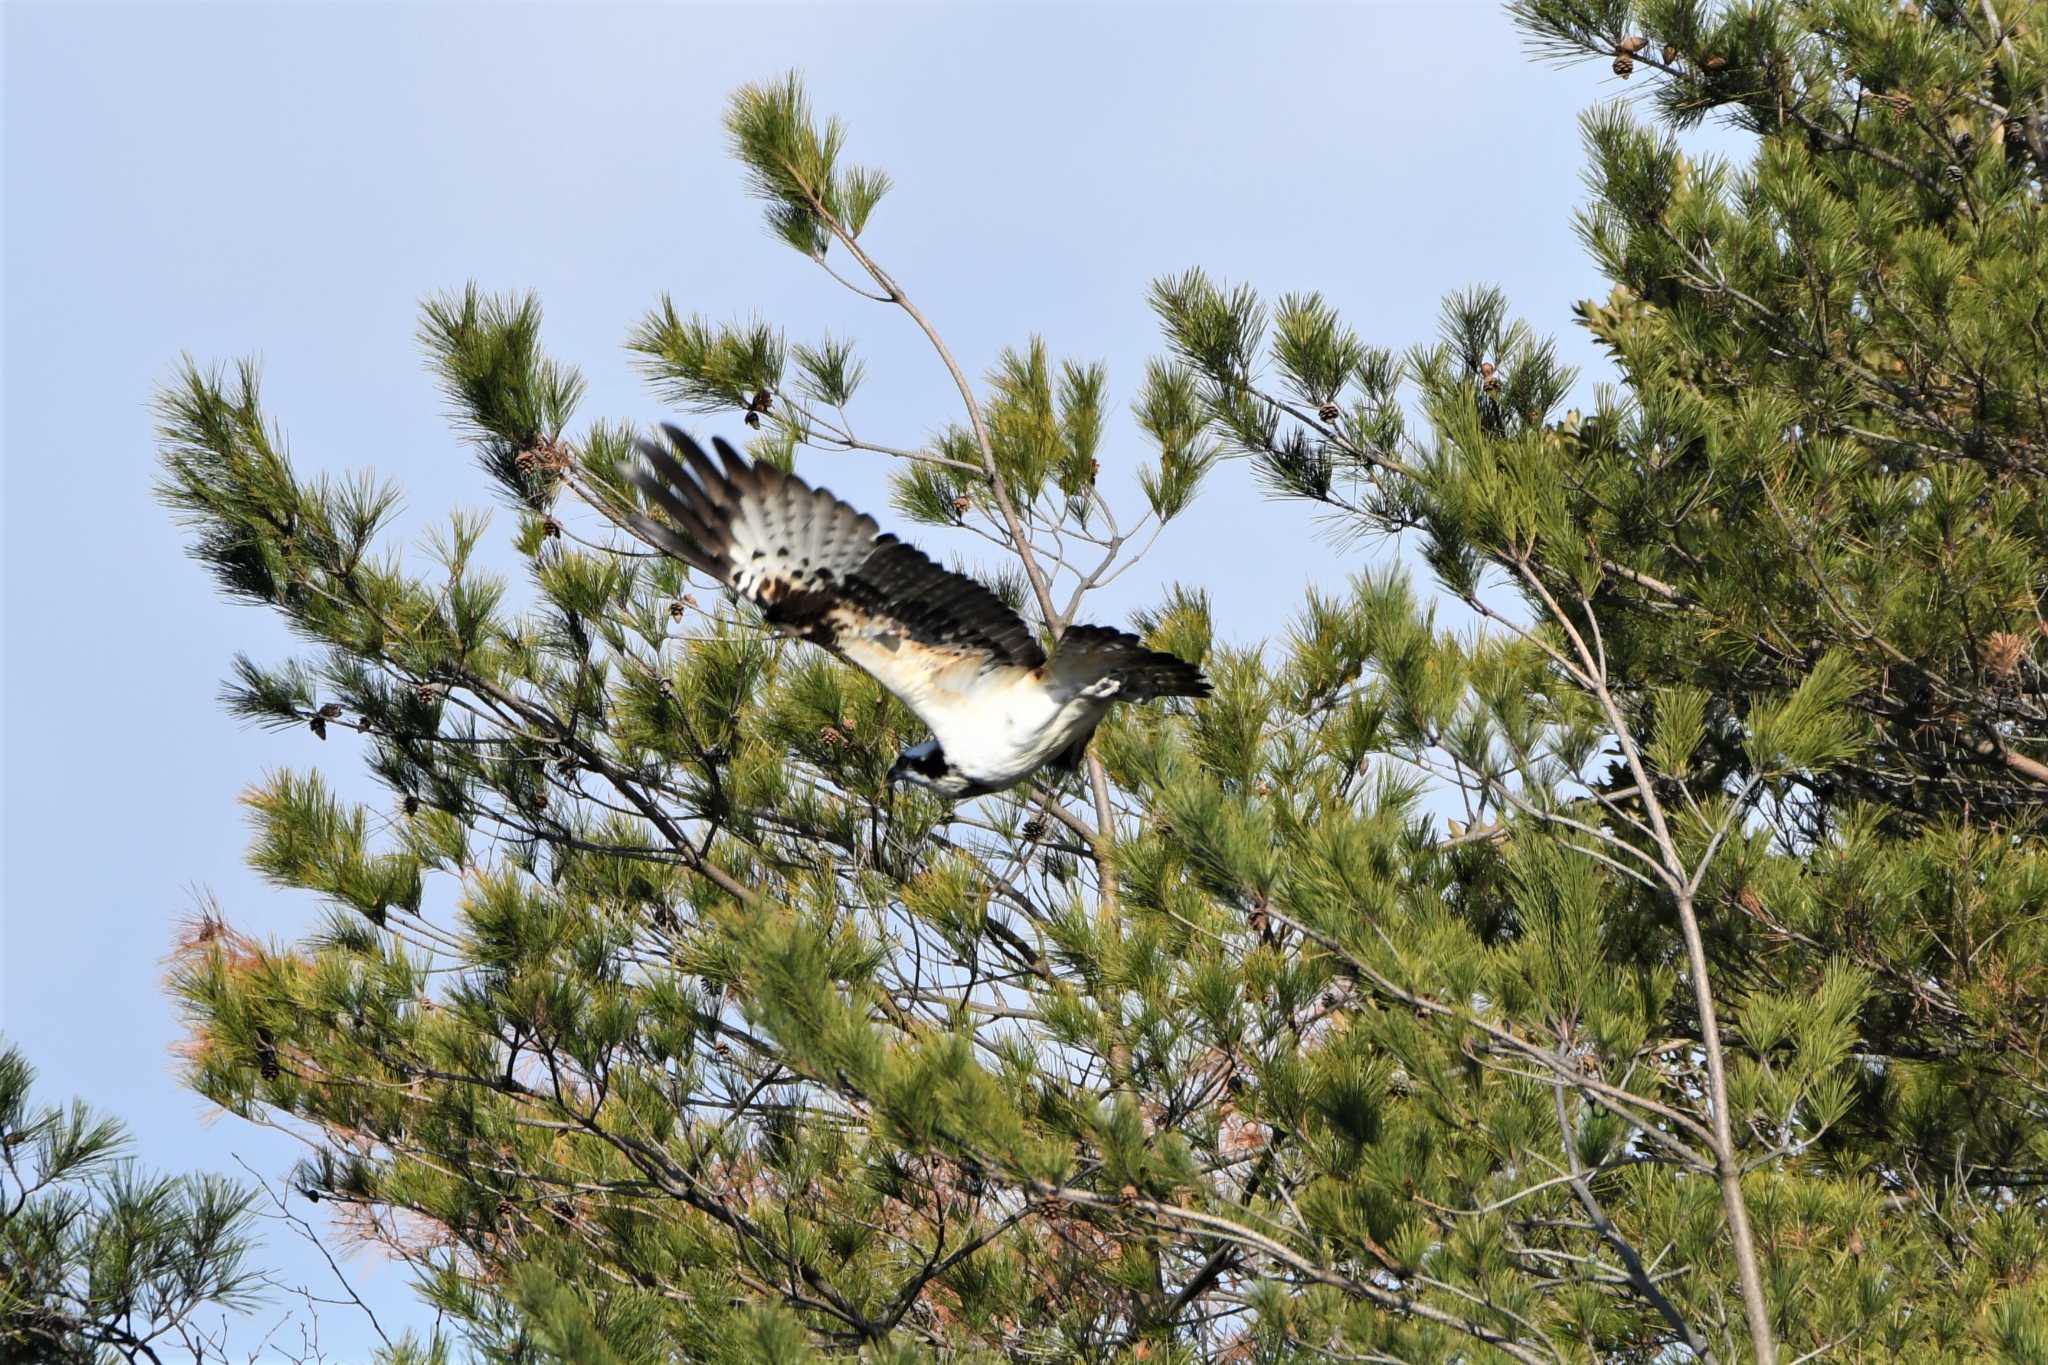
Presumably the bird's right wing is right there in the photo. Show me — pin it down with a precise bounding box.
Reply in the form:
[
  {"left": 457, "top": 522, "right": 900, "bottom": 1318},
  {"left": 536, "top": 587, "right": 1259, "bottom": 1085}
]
[{"left": 620, "top": 425, "right": 1046, "bottom": 727}]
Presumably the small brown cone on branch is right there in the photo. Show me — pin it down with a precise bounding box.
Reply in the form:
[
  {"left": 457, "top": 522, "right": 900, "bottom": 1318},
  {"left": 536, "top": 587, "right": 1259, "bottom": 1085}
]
[
  {"left": 1613, "top": 53, "right": 1635, "bottom": 78},
  {"left": 743, "top": 388, "right": 773, "bottom": 428}
]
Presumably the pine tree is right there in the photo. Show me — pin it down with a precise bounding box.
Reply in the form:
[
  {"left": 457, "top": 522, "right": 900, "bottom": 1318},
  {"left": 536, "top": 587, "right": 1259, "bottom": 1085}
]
[
  {"left": 0, "top": 1041, "right": 263, "bottom": 1363},
  {"left": 159, "top": 5, "right": 2048, "bottom": 1361}
]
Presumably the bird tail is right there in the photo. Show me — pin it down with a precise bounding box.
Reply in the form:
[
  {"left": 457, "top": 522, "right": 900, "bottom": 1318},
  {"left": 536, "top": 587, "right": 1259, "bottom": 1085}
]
[{"left": 1051, "top": 625, "right": 1210, "bottom": 702}]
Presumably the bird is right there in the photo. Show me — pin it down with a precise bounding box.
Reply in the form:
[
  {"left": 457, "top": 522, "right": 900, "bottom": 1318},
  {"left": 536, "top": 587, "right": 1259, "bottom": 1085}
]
[{"left": 619, "top": 425, "right": 1209, "bottom": 798}]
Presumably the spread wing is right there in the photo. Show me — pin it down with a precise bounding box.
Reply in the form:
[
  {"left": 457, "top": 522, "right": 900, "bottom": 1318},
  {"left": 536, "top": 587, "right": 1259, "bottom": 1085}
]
[{"left": 620, "top": 426, "right": 1046, "bottom": 729}]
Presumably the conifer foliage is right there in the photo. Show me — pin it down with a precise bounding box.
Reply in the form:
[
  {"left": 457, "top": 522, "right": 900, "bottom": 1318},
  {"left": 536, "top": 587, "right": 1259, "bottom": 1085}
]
[
  {"left": 160, "top": 5, "right": 2048, "bottom": 1361},
  {"left": 0, "top": 1042, "right": 263, "bottom": 1363}
]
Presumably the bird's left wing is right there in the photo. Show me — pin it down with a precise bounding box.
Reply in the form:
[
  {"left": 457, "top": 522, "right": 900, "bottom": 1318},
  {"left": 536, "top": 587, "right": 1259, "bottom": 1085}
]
[{"left": 620, "top": 425, "right": 1046, "bottom": 725}]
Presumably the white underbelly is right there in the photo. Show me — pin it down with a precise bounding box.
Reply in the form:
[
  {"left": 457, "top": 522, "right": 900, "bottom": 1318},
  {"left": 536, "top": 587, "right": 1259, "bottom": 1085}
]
[{"left": 935, "top": 683, "right": 1106, "bottom": 787}]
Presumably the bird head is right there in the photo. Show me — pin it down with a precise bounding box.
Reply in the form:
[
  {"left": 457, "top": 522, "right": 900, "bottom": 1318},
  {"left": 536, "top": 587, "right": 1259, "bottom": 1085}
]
[{"left": 888, "top": 741, "right": 973, "bottom": 797}]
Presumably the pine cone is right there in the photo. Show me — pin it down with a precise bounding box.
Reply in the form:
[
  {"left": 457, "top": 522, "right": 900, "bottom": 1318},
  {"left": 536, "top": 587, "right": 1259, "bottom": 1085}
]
[
  {"left": 1317, "top": 401, "right": 1341, "bottom": 422},
  {"left": 1613, "top": 53, "right": 1635, "bottom": 78},
  {"left": 515, "top": 441, "right": 567, "bottom": 475},
  {"left": 952, "top": 494, "right": 972, "bottom": 516},
  {"left": 670, "top": 599, "right": 686, "bottom": 622},
  {"left": 541, "top": 514, "right": 562, "bottom": 539},
  {"left": 1022, "top": 816, "right": 1048, "bottom": 839},
  {"left": 403, "top": 794, "right": 420, "bottom": 817},
  {"left": 1662, "top": 43, "right": 1678, "bottom": 64}
]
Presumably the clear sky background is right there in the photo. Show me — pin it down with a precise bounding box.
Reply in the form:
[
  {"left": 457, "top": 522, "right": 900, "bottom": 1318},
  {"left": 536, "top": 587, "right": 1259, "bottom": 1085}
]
[{"left": 3, "top": 2, "right": 1749, "bottom": 1354}]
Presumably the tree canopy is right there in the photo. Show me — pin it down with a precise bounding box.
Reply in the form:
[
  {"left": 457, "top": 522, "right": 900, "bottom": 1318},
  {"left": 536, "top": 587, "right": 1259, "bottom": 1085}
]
[
  {"left": 159, "top": 2, "right": 2048, "bottom": 1361},
  {"left": 0, "top": 1042, "right": 263, "bottom": 1364}
]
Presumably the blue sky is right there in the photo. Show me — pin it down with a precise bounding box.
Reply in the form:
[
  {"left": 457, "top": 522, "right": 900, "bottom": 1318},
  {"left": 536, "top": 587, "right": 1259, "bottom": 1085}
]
[{"left": 3, "top": 1, "right": 1748, "bottom": 1353}]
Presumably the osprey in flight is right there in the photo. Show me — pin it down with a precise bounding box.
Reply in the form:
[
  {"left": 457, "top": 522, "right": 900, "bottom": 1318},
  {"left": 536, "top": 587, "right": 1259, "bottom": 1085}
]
[{"left": 621, "top": 426, "right": 1209, "bottom": 798}]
